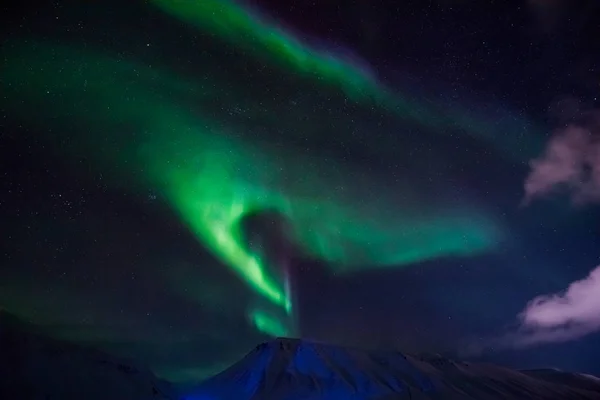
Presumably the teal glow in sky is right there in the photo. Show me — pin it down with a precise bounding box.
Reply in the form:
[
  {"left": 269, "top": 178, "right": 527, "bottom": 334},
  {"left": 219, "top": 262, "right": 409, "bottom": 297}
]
[
  {"left": 1, "top": 40, "right": 503, "bottom": 340},
  {"left": 149, "top": 0, "right": 541, "bottom": 159},
  {"left": 2, "top": 0, "right": 598, "bottom": 386}
]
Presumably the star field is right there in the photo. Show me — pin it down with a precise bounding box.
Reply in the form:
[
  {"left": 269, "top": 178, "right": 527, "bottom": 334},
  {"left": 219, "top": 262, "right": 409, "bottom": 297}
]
[{"left": 1, "top": 0, "right": 600, "bottom": 385}]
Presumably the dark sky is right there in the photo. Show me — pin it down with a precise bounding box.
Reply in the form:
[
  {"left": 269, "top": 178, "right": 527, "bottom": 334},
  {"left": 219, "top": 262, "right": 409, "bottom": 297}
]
[{"left": 1, "top": 0, "right": 600, "bottom": 385}]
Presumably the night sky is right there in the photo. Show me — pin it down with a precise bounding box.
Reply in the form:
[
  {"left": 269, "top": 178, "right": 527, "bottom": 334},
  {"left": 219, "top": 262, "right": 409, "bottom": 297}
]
[{"left": 1, "top": 0, "right": 600, "bottom": 385}]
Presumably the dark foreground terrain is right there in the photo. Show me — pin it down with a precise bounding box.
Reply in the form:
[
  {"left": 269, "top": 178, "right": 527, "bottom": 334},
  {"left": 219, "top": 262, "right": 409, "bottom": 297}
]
[
  {"left": 0, "top": 312, "right": 174, "bottom": 400},
  {"left": 1, "top": 312, "right": 599, "bottom": 399},
  {"left": 187, "top": 337, "right": 600, "bottom": 399}
]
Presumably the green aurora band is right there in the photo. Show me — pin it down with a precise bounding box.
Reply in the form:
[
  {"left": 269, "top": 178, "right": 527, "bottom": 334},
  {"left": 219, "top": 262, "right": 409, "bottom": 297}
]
[
  {"left": 1, "top": 41, "right": 502, "bottom": 336},
  {"left": 250, "top": 308, "right": 291, "bottom": 338},
  {"left": 149, "top": 0, "right": 541, "bottom": 159}
]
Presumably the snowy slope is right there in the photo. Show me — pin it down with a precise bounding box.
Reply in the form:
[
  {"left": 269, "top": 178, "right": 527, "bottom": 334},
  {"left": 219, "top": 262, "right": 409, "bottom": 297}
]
[
  {"left": 0, "top": 312, "right": 175, "bottom": 400},
  {"left": 185, "top": 337, "right": 600, "bottom": 400},
  {"left": 2, "top": 312, "right": 599, "bottom": 400}
]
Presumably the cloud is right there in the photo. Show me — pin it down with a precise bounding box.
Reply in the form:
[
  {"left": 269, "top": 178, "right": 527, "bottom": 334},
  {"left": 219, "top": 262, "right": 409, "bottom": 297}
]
[
  {"left": 523, "top": 109, "right": 600, "bottom": 205},
  {"left": 461, "top": 266, "right": 600, "bottom": 356},
  {"left": 461, "top": 104, "right": 600, "bottom": 355},
  {"left": 510, "top": 265, "right": 600, "bottom": 346}
]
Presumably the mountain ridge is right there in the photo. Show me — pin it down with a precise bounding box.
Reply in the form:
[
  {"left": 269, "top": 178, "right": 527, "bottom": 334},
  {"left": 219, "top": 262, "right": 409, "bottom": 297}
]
[
  {"left": 186, "top": 336, "right": 600, "bottom": 399},
  {"left": 2, "top": 312, "right": 600, "bottom": 399},
  {"left": 0, "top": 311, "right": 175, "bottom": 400}
]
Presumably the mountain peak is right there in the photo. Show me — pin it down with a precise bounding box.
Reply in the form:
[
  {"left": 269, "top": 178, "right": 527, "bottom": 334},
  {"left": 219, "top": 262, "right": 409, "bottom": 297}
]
[
  {"left": 262, "top": 336, "right": 302, "bottom": 350},
  {"left": 186, "top": 338, "right": 600, "bottom": 399}
]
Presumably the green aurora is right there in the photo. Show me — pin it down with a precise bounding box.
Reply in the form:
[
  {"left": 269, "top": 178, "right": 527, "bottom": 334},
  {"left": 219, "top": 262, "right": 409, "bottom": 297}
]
[
  {"left": 2, "top": 38, "right": 503, "bottom": 337},
  {"left": 149, "top": 0, "right": 541, "bottom": 159}
]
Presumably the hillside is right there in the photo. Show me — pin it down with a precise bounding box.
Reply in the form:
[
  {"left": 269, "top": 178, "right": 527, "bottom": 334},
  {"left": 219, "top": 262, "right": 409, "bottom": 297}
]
[
  {"left": 185, "top": 337, "right": 600, "bottom": 399},
  {"left": 0, "top": 312, "right": 175, "bottom": 400},
  {"left": 2, "top": 312, "right": 600, "bottom": 400}
]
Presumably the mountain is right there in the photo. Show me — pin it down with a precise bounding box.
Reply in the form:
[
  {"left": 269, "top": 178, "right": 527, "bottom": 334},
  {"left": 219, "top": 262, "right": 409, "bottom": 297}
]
[
  {"left": 185, "top": 337, "right": 600, "bottom": 400},
  {"left": 2, "top": 313, "right": 600, "bottom": 400},
  {"left": 0, "top": 311, "right": 175, "bottom": 400}
]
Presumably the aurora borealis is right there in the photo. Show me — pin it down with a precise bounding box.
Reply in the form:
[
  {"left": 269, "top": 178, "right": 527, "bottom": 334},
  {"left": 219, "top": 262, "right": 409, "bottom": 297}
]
[
  {"left": 1, "top": 37, "right": 501, "bottom": 328},
  {"left": 148, "top": 0, "right": 542, "bottom": 159},
  {"left": 2, "top": 0, "right": 600, "bottom": 386}
]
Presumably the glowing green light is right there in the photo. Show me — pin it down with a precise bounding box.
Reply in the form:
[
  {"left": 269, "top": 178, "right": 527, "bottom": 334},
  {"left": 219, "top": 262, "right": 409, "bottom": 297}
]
[
  {"left": 149, "top": 0, "right": 380, "bottom": 102},
  {"left": 1, "top": 41, "right": 503, "bottom": 335},
  {"left": 149, "top": 0, "right": 541, "bottom": 158},
  {"left": 249, "top": 308, "right": 290, "bottom": 338}
]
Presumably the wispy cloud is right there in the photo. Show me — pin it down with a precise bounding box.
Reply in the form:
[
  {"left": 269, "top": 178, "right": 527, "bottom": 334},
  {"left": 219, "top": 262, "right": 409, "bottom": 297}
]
[
  {"left": 510, "top": 265, "right": 600, "bottom": 347},
  {"left": 512, "top": 106, "right": 600, "bottom": 347},
  {"left": 463, "top": 107, "right": 600, "bottom": 356},
  {"left": 462, "top": 266, "right": 600, "bottom": 356},
  {"left": 523, "top": 109, "right": 600, "bottom": 205}
]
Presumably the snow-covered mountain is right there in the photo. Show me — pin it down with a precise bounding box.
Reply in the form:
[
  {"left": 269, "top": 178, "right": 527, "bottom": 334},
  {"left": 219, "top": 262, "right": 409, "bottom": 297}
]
[
  {"left": 2, "top": 312, "right": 600, "bottom": 400},
  {"left": 185, "top": 337, "right": 600, "bottom": 399},
  {"left": 0, "top": 312, "right": 175, "bottom": 400}
]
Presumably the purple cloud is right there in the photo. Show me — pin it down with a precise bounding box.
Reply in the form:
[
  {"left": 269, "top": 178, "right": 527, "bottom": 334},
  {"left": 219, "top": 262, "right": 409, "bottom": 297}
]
[
  {"left": 523, "top": 111, "right": 600, "bottom": 205},
  {"left": 461, "top": 265, "right": 600, "bottom": 356},
  {"left": 512, "top": 265, "right": 600, "bottom": 346},
  {"left": 464, "top": 119, "right": 600, "bottom": 353}
]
